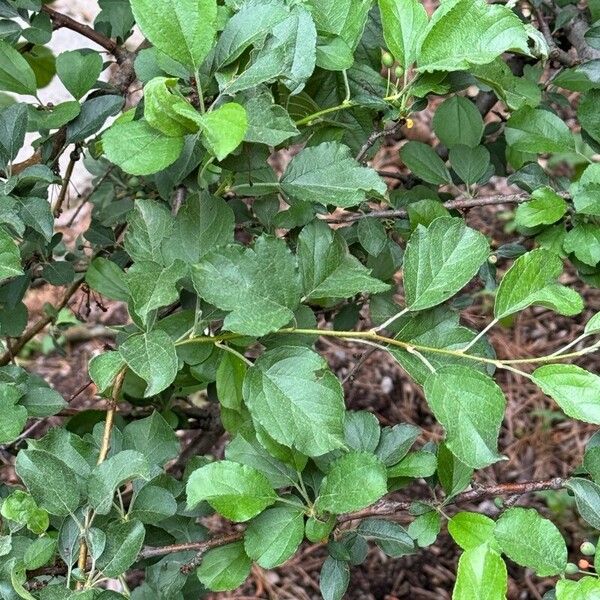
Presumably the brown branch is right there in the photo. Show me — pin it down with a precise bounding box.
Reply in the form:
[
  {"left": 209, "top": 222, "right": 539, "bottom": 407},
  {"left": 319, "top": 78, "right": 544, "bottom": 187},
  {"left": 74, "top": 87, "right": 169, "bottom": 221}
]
[
  {"left": 355, "top": 119, "right": 406, "bottom": 164},
  {"left": 28, "top": 477, "right": 568, "bottom": 580},
  {"left": 53, "top": 145, "right": 81, "bottom": 218},
  {"left": 325, "top": 192, "right": 536, "bottom": 223},
  {"left": 531, "top": 4, "right": 578, "bottom": 67},
  {"left": 41, "top": 5, "right": 121, "bottom": 58},
  {"left": 0, "top": 278, "right": 83, "bottom": 366},
  {"left": 339, "top": 477, "right": 566, "bottom": 522},
  {"left": 140, "top": 532, "right": 245, "bottom": 571},
  {"left": 76, "top": 369, "right": 125, "bottom": 589}
]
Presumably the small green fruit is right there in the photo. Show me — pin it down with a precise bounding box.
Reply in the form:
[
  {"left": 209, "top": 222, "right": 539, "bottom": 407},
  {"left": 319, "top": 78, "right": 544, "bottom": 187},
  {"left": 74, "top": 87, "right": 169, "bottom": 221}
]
[
  {"left": 382, "top": 51, "right": 394, "bottom": 68},
  {"left": 305, "top": 515, "right": 335, "bottom": 543},
  {"left": 580, "top": 541, "right": 596, "bottom": 556},
  {"left": 565, "top": 562, "right": 579, "bottom": 575}
]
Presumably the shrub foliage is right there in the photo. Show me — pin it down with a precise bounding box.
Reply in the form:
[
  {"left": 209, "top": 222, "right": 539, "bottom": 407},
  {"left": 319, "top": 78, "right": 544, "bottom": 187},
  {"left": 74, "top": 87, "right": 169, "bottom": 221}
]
[{"left": 0, "top": 0, "right": 600, "bottom": 598}]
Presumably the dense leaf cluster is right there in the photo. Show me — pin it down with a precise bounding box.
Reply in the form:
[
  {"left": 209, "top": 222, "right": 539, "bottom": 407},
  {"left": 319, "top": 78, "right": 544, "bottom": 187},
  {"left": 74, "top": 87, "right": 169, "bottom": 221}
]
[{"left": 0, "top": 0, "right": 600, "bottom": 598}]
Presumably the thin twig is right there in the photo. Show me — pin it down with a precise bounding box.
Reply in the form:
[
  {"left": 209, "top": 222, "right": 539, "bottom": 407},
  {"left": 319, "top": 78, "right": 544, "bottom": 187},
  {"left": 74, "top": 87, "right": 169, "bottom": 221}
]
[
  {"left": 0, "top": 278, "right": 83, "bottom": 366},
  {"left": 355, "top": 119, "right": 406, "bottom": 163},
  {"left": 53, "top": 145, "right": 81, "bottom": 218},
  {"left": 29, "top": 476, "right": 568, "bottom": 580},
  {"left": 531, "top": 4, "right": 578, "bottom": 67},
  {"left": 325, "top": 193, "right": 536, "bottom": 223},
  {"left": 338, "top": 477, "right": 566, "bottom": 522},
  {"left": 76, "top": 369, "right": 125, "bottom": 587},
  {"left": 41, "top": 5, "right": 121, "bottom": 57}
]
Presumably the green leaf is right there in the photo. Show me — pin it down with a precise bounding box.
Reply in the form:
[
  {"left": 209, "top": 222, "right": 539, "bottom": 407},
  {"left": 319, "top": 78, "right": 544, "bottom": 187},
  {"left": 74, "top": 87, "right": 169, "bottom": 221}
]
[
  {"left": 297, "top": 220, "right": 389, "bottom": 301},
  {"left": 493, "top": 507, "right": 567, "bottom": 576},
  {"left": 307, "top": 0, "right": 371, "bottom": 56},
  {"left": 357, "top": 518, "right": 415, "bottom": 557},
  {"left": 244, "top": 89, "right": 299, "bottom": 146},
  {"left": 88, "top": 450, "right": 150, "bottom": 514},
  {"left": 214, "top": 1, "right": 289, "bottom": 69},
  {"left": 0, "top": 40, "right": 37, "bottom": 95},
  {"left": 130, "top": 0, "right": 217, "bottom": 70},
  {"left": 532, "top": 364, "right": 600, "bottom": 424},
  {"left": 453, "top": 546, "right": 507, "bottom": 600},
  {"left": 417, "top": 0, "right": 529, "bottom": 73},
  {"left": 565, "top": 478, "right": 600, "bottom": 529},
  {"left": 162, "top": 194, "right": 234, "bottom": 265},
  {"left": 97, "top": 519, "right": 145, "bottom": 578},
  {"left": 15, "top": 449, "right": 79, "bottom": 516},
  {"left": 344, "top": 411, "right": 380, "bottom": 453},
  {"left": 127, "top": 259, "right": 186, "bottom": 325},
  {"left": 119, "top": 331, "right": 178, "bottom": 397},
  {"left": 23, "top": 536, "right": 57, "bottom": 570},
  {"left": 424, "top": 366, "right": 505, "bottom": 469},
  {"left": 244, "top": 505, "right": 304, "bottom": 568},
  {"left": 56, "top": 50, "right": 102, "bottom": 100},
  {"left": 563, "top": 224, "right": 600, "bottom": 267},
  {"left": 578, "top": 89, "right": 600, "bottom": 146},
  {"left": 449, "top": 512, "right": 497, "bottom": 551},
  {"left": 67, "top": 94, "right": 124, "bottom": 143},
  {"left": 242, "top": 346, "right": 345, "bottom": 457},
  {"left": 494, "top": 249, "right": 583, "bottom": 319},
  {"left": 505, "top": 107, "right": 575, "bottom": 154},
  {"left": 408, "top": 510, "right": 441, "bottom": 547},
  {"left": 192, "top": 235, "right": 301, "bottom": 336},
  {"left": 124, "top": 199, "right": 173, "bottom": 264},
  {"left": 319, "top": 556, "right": 350, "bottom": 600},
  {"left": 515, "top": 187, "right": 568, "bottom": 228},
  {"left": 0, "top": 383, "right": 26, "bottom": 443},
  {"left": 222, "top": 6, "right": 316, "bottom": 95},
  {"left": 0, "top": 229, "right": 22, "bottom": 282},
  {"left": 174, "top": 102, "right": 247, "bottom": 160},
  {"left": 102, "top": 120, "right": 184, "bottom": 176},
  {"left": 316, "top": 452, "right": 387, "bottom": 514},
  {"left": 379, "top": 0, "right": 428, "bottom": 68},
  {"left": 280, "top": 142, "right": 386, "bottom": 208},
  {"left": 225, "top": 431, "right": 298, "bottom": 488},
  {"left": 186, "top": 460, "right": 277, "bottom": 522},
  {"left": 27, "top": 101, "right": 80, "bottom": 132},
  {"left": 403, "top": 217, "right": 489, "bottom": 312},
  {"left": 387, "top": 308, "right": 495, "bottom": 385},
  {"left": 437, "top": 443, "right": 473, "bottom": 498},
  {"left": 375, "top": 423, "right": 420, "bottom": 467},
  {"left": 0, "top": 103, "right": 27, "bottom": 165},
  {"left": 89, "top": 352, "right": 125, "bottom": 396},
  {"left": 0, "top": 490, "right": 48, "bottom": 534},
  {"left": 129, "top": 485, "right": 177, "bottom": 524},
  {"left": 585, "top": 312, "right": 600, "bottom": 335},
  {"left": 86, "top": 258, "right": 130, "bottom": 302},
  {"left": 400, "top": 141, "right": 452, "bottom": 185},
  {"left": 123, "top": 412, "right": 180, "bottom": 466},
  {"left": 556, "top": 576, "right": 600, "bottom": 599},
  {"left": 143, "top": 77, "right": 198, "bottom": 137},
  {"left": 432, "top": 96, "right": 484, "bottom": 149},
  {"left": 387, "top": 450, "right": 437, "bottom": 478},
  {"left": 197, "top": 542, "right": 251, "bottom": 592},
  {"left": 449, "top": 145, "right": 490, "bottom": 186},
  {"left": 357, "top": 218, "right": 388, "bottom": 257}
]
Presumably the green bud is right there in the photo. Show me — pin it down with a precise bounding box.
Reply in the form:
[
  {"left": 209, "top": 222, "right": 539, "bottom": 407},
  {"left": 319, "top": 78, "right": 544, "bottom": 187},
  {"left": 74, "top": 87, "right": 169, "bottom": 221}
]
[
  {"left": 382, "top": 51, "right": 394, "bottom": 68},
  {"left": 305, "top": 515, "right": 335, "bottom": 543},
  {"left": 394, "top": 65, "right": 404, "bottom": 79},
  {"left": 565, "top": 562, "right": 579, "bottom": 575},
  {"left": 135, "top": 191, "right": 145, "bottom": 199},
  {"left": 128, "top": 176, "right": 140, "bottom": 188},
  {"left": 580, "top": 541, "right": 596, "bottom": 556}
]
